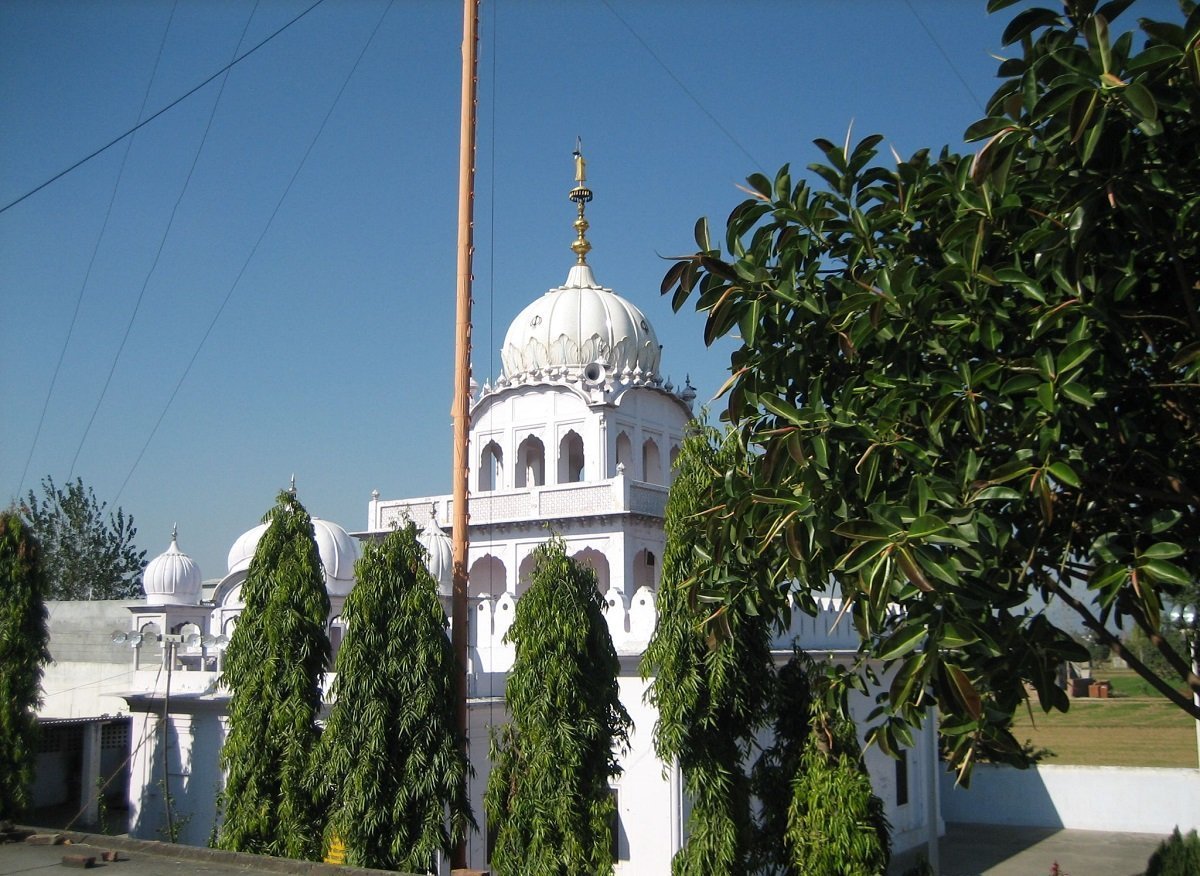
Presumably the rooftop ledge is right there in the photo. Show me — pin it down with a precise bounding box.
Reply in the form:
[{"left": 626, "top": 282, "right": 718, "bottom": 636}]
[{"left": 364, "top": 475, "right": 669, "bottom": 534}]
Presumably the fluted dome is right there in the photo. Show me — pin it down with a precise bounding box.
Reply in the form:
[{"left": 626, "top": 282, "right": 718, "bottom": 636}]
[
  {"left": 312, "top": 517, "right": 358, "bottom": 596},
  {"left": 144, "top": 531, "right": 202, "bottom": 606},
  {"left": 225, "top": 517, "right": 358, "bottom": 596},
  {"left": 227, "top": 523, "right": 268, "bottom": 576},
  {"left": 500, "top": 263, "right": 661, "bottom": 382},
  {"left": 417, "top": 516, "right": 453, "bottom": 598}
]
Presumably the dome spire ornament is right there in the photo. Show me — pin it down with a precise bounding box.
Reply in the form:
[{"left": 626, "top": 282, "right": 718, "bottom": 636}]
[{"left": 569, "top": 138, "right": 593, "bottom": 265}]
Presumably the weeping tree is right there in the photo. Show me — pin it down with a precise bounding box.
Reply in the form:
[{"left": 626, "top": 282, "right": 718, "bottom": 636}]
[
  {"left": 484, "top": 537, "right": 631, "bottom": 876},
  {"left": 0, "top": 510, "right": 50, "bottom": 820},
  {"left": 216, "top": 490, "right": 330, "bottom": 860},
  {"left": 642, "top": 425, "right": 774, "bottom": 874},
  {"left": 318, "top": 522, "right": 473, "bottom": 871},
  {"left": 754, "top": 653, "right": 890, "bottom": 876}
]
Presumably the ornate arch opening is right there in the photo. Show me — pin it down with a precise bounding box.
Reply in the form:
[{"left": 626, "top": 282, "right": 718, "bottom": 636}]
[
  {"left": 642, "top": 438, "right": 662, "bottom": 484},
  {"left": 615, "top": 431, "right": 633, "bottom": 476},
  {"left": 632, "top": 548, "right": 657, "bottom": 591},
  {"left": 559, "top": 430, "right": 585, "bottom": 483},
  {"left": 469, "top": 554, "right": 507, "bottom": 599},
  {"left": 572, "top": 546, "right": 611, "bottom": 594},
  {"left": 516, "top": 435, "right": 545, "bottom": 488},
  {"left": 479, "top": 440, "right": 503, "bottom": 492}
]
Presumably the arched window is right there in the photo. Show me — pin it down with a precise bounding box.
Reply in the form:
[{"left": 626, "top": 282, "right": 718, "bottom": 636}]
[
  {"left": 558, "top": 430, "right": 585, "bottom": 483},
  {"left": 516, "top": 435, "right": 545, "bottom": 488},
  {"left": 469, "top": 555, "right": 507, "bottom": 599},
  {"left": 479, "top": 440, "right": 503, "bottom": 492},
  {"left": 615, "top": 431, "right": 633, "bottom": 476},
  {"left": 516, "top": 552, "right": 538, "bottom": 599},
  {"left": 642, "top": 438, "right": 662, "bottom": 484},
  {"left": 669, "top": 444, "right": 681, "bottom": 475},
  {"left": 136, "top": 622, "right": 161, "bottom": 671},
  {"left": 572, "top": 546, "right": 611, "bottom": 594},
  {"left": 632, "top": 548, "right": 657, "bottom": 591}
]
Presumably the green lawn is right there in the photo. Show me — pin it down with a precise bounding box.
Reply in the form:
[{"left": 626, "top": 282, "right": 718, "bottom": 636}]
[{"left": 1010, "top": 668, "right": 1198, "bottom": 768}]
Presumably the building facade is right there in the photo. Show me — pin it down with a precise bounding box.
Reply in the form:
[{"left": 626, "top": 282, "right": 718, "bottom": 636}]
[{"left": 35, "top": 163, "right": 939, "bottom": 871}]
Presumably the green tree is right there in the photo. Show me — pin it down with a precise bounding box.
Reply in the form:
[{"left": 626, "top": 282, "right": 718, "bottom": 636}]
[
  {"left": 0, "top": 510, "right": 50, "bottom": 820},
  {"left": 484, "top": 537, "right": 631, "bottom": 876},
  {"left": 21, "top": 476, "right": 145, "bottom": 599},
  {"left": 661, "top": 0, "right": 1200, "bottom": 779},
  {"left": 216, "top": 490, "right": 330, "bottom": 860},
  {"left": 642, "top": 425, "right": 774, "bottom": 874},
  {"left": 777, "top": 652, "right": 892, "bottom": 868},
  {"left": 318, "top": 522, "right": 473, "bottom": 870}
]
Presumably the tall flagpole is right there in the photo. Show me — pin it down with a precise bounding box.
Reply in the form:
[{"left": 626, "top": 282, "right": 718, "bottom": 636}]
[{"left": 451, "top": 0, "right": 479, "bottom": 870}]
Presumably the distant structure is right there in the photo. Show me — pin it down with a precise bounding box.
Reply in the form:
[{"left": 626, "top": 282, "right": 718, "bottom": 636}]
[{"left": 34, "top": 154, "right": 939, "bottom": 872}]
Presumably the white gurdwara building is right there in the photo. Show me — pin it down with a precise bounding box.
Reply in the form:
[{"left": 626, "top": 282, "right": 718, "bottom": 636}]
[{"left": 34, "top": 160, "right": 939, "bottom": 872}]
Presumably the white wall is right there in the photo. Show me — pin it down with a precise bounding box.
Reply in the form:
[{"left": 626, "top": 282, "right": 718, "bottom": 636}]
[{"left": 940, "top": 764, "right": 1200, "bottom": 834}]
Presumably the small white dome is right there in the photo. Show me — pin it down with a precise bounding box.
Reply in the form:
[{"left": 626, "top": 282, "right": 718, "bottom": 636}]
[
  {"left": 417, "top": 515, "right": 453, "bottom": 599},
  {"left": 144, "top": 531, "right": 202, "bottom": 606},
  {"left": 225, "top": 517, "right": 358, "bottom": 596},
  {"left": 501, "top": 263, "right": 661, "bottom": 382}
]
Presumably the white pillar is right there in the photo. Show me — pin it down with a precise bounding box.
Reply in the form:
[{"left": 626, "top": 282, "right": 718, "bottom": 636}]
[
  {"left": 79, "top": 722, "right": 103, "bottom": 826},
  {"left": 925, "top": 706, "right": 940, "bottom": 874}
]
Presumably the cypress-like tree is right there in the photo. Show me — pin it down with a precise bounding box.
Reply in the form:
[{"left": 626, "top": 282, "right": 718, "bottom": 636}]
[
  {"left": 318, "top": 522, "right": 473, "bottom": 871},
  {"left": 484, "top": 537, "right": 631, "bottom": 876},
  {"left": 787, "top": 694, "right": 890, "bottom": 876},
  {"left": 0, "top": 510, "right": 50, "bottom": 820},
  {"left": 642, "top": 426, "right": 774, "bottom": 875},
  {"left": 216, "top": 490, "right": 330, "bottom": 859}
]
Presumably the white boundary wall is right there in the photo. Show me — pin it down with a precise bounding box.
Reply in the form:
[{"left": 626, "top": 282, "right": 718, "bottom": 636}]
[{"left": 940, "top": 764, "right": 1200, "bottom": 834}]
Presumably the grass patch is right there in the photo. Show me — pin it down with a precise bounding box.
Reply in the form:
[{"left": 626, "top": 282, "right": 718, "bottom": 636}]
[{"left": 1011, "top": 668, "right": 1197, "bottom": 768}]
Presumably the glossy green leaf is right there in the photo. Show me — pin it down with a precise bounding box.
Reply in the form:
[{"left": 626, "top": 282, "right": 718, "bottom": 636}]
[{"left": 1046, "top": 461, "right": 1081, "bottom": 489}]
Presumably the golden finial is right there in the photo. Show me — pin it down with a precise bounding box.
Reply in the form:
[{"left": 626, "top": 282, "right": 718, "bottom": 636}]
[{"left": 569, "top": 138, "right": 593, "bottom": 264}]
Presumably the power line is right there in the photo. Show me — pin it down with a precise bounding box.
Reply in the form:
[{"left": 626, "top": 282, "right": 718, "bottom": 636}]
[
  {"left": 16, "top": 0, "right": 182, "bottom": 497},
  {"left": 115, "top": 0, "right": 397, "bottom": 502},
  {"left": 901, "top": 0, "right": 987, "bottom": 115},
  {"left": 0, "top": 0, "right": 330, "bottom": 216},
  {"left": 597, "top": 0, "right": 765, "bottom": 174},
  {"left": 68, "top": 2, "right": 263, "bottom": 480}
]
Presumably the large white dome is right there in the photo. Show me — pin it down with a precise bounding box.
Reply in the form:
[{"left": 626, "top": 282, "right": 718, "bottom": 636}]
[
  {"left": 144, "top": 531, "right": 202, "bottom": 606},
  {"left": 226, "top": 517, "right": 357, "bottom": 596},
  {"left": 500, "top": 263, "right": 661, "bottom": 382}
]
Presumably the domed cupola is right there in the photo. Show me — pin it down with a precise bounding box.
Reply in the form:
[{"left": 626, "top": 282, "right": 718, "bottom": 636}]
[
  {"left": 416, "top": 506, "right": 453, "bottom": 598},
  {"left": 143, "top": 526, "right": 202, "bottom": 606},
  {"left": 312, "top": 517, "right": 358, "bottom": 596},
  {"left": 225, "top": 515, "right": 358, "bottom": 596},
  {"left": 499, "top": 146, "right": 662, "bottom": 385}
]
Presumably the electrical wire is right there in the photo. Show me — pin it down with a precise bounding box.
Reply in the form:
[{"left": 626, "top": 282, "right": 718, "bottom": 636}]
[
  {"left": 68, "top": 1, "right": 262, "bottom": 481},
  {"left": 15, "top": 0, "right": 181, "bottom": 498},
  {"left": 901, "top": 0, "right": 987, "bottom": 115},
  {"left": 114, "top": 0, "right": 396, "bottom": 503},
  {"left": 0, "top": 0, "right": 330, "bottom": 216},
  {"left": 597, "top": 0, "right": 765, "bottom": 174}
]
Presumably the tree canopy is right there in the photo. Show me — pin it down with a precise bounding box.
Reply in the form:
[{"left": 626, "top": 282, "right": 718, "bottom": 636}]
[
  {"left": 484, "top": 537, "right": 630, "bottom": 876},
  {"left": 21, "top": 476, "right": 145, "bottom": 600},
  {"left": 0, "top": 510, "right": 50, "bottom": 820},
  {"left": 318, "top": 522, "right": 473, "bottom": 870},
  {"left": 216, "top": 489, "right": 330, "bottom": 859},
  {"left": 661, "top": 0, "right": 1200, "bottom": 778}
]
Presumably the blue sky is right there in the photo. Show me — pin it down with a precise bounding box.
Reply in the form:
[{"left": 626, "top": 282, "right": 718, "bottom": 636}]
[{"left": 1, "top": 0, "right": 1178, "bottom": 581}]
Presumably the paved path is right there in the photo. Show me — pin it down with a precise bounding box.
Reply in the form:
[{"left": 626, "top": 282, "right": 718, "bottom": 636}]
[{"left": 892, "top": 822, "right": 1168, "bottom": 876}]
